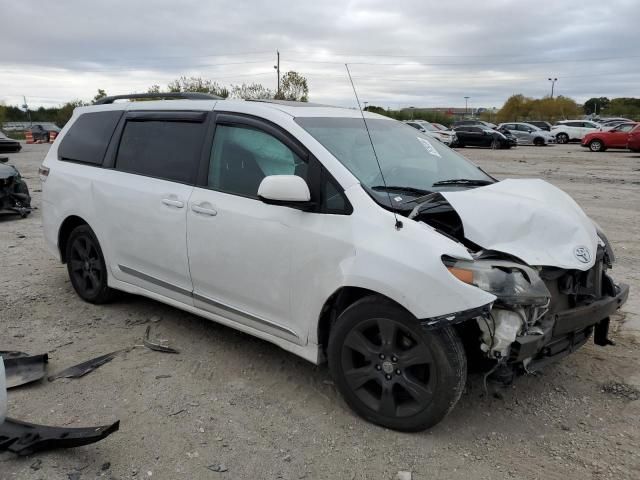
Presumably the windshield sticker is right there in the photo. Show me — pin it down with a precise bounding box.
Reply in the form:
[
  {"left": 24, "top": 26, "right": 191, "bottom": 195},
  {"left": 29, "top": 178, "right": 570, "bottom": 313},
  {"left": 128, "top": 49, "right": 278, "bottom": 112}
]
[{"left": 417, "top": 137, "right": 442, "bottom": 158}]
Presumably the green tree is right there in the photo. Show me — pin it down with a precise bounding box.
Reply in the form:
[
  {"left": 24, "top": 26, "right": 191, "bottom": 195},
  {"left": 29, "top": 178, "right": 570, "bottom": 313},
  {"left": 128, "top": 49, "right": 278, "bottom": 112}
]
[
  {"left": 229, "top": 83, "right": 273, "bottom": 100},
  {"left": 166, "top": 76, "right": 229, "bottom": 98},
  {"left": 276, "top": 71, "right": 308, "bottom": 102},
  {"left": 92, "top": 89, "right": 108, "bottom": 104},
  {"left": 583, "top": 97, "right": 609, "bottom": 116},
  {"left": 496, "top": 94, "right": 581, "bottom": 123},
  {"left": 55, "top": 100, "right": 86, "bottom": 127}
]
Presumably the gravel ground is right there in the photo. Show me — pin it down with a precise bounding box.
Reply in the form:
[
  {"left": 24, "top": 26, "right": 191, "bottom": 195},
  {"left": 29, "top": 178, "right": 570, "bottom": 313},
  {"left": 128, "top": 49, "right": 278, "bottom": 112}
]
[{"left": 1, "top": 142, "right": 639, "bottom": 480}]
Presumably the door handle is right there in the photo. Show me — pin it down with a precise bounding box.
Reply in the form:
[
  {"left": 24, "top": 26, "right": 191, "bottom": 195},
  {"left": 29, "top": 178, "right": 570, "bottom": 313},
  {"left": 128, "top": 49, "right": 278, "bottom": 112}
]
[
  {"left": 191, "top": 204, "right": 217, "bottom": 216},
  {"left": 161, "top": 198, "right": 184, "bottom": 208}
]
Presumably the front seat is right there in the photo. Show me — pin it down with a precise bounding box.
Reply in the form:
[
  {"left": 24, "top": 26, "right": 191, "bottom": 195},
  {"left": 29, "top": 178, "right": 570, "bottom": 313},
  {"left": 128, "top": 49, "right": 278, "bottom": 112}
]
[{"left": 219, "top": 142, "right": 265, "bottom": 195}]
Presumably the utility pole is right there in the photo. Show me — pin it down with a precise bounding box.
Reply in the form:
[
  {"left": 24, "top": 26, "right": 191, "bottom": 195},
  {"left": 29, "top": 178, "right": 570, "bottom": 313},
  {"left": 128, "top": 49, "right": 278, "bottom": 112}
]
[
  {"left": 22, "top": 96, "right": 32, "bottom": 126},
  {"left": 548, "top": 77, "right": 557, "bottom": 98},
  {"left": 464, "top": 96, "right": 470, "bottom": 117},
  {"left": 274, "top": 50, "right": 280, "bottom": 97}
]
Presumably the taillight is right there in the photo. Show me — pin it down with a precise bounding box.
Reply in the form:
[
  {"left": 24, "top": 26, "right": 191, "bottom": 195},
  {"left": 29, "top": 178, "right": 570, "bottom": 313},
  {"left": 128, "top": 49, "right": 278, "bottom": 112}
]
[{"left": 38, "top": 165, "right": 49, "bottom": 182}]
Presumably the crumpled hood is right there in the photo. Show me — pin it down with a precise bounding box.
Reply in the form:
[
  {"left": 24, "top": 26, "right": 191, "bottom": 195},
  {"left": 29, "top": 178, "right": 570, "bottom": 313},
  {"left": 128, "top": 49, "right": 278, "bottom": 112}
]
[{"left": 440, "top": 179, "right": 598, "bottom": 271}]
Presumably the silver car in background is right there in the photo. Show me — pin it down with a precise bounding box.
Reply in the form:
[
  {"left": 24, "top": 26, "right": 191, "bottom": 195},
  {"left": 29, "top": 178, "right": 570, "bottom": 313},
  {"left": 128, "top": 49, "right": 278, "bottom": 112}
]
[
  {"left": 404, "top": 120, "right": 457, "bottom": 146},
  {"left": 497, "top": 122, "right": 556, "bottom": 146}
]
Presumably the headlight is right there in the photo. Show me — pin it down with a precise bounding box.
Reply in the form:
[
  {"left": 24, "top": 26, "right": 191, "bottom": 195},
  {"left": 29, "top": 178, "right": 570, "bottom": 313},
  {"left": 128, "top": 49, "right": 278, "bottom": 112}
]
[{"left": 443, "top": 257, "right": 550, "bottom": 306}]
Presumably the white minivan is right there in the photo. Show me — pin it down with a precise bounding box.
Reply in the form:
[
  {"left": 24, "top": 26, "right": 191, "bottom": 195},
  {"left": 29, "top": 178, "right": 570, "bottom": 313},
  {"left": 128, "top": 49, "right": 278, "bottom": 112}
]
[{"left": 41, "top": 94, "right": 628, "bottom": 431}]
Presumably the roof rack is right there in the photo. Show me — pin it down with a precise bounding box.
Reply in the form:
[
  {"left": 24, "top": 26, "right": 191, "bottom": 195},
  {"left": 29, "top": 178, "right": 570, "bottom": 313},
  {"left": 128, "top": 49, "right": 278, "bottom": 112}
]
[{"left": 94, "top": 92, "right": 222, "bottom": 105}]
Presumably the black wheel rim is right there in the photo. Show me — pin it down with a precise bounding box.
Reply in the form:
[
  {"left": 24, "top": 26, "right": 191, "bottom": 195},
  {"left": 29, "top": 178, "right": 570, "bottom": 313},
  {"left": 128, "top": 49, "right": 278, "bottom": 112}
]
[
  {"left": 341, "top": 318, "right": 436, "bottom": 418},
  {"left": 69, "top": 235, "right": 103, "bottom": 297}
]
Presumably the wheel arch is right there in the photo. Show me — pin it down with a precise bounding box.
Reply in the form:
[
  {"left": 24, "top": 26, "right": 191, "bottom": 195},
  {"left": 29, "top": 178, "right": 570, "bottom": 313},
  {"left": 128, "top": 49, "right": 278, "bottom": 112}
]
[
  {"left": 316, "top": 286, "right": 411, "bottom": 361},
  {"left": 58, "top": 215, "right": 89, "bottom": 263}
]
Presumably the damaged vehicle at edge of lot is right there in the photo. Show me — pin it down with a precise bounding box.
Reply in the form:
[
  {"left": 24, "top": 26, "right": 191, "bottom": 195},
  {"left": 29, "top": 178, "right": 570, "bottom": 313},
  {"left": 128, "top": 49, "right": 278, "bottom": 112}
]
[
  {"left": 0, "top": 157, "right": 32, "bottom": 218},
  {"left": 39, "top": 94, "right": 629, "bottom": 432}
]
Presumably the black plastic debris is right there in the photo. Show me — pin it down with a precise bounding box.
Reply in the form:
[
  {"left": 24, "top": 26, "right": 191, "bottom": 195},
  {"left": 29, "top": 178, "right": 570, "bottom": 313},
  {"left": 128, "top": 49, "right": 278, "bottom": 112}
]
[
  {"left": 48, "top": 350, "right": 125, "bottom": 381},
  {"left": 1, "top": 351, "right": 48, "bottom": 389},
  {"left": 0, "top": 418, "right": 119, "bottom": 456},
  {"left": 143, "top": 326, "right": 179, "bottom": 354}
]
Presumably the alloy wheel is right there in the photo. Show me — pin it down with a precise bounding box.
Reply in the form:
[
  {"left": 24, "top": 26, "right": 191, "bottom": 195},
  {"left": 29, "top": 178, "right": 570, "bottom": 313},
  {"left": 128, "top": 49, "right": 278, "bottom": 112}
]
[
  {"left": 69, "top": 235, "right": 104, "bottom": 297},
  {"left": 340, "top": 317, "right": 435, "bottom": 418}
]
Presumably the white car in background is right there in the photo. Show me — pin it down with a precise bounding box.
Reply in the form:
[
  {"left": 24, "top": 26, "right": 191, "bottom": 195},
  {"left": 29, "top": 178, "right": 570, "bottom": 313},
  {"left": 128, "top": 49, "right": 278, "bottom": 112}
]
[
  {"left": 550, "top": 120, "right": 601, "bottom": 144},
  {"left": 404, "top": 120, "right": 457, "bottom": 146},
  {"left": 497, "top": 122, "right": 556, "bottom": 146}
]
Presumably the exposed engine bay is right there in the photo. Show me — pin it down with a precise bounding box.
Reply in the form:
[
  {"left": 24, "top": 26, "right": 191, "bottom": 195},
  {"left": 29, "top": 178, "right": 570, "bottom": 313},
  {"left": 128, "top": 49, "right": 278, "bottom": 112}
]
[
  {"left": 409, "top": 186, "right": 629, "bottom": 380},
  {"left": 0, "top": 157, "right": 32, "bottom": 218}
]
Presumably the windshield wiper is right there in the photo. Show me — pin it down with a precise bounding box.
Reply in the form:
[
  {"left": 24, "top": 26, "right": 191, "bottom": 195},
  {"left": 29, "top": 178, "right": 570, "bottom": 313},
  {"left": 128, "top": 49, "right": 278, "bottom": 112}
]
[
  {"left": 371, "top": 185, "right": 432, "bottom": 196},
  {"left": 431, "top": 179, "right": 494, "bottom": 187}
]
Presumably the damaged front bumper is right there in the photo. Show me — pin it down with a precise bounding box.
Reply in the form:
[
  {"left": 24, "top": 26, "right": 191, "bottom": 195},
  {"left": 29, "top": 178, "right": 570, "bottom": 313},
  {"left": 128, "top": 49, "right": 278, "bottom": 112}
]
[
  {"left": 425, "top": 250, "right": 629, "bottom": 373},
  {"left": 512, "top": 282, "right": 628, "bottom": 371}
]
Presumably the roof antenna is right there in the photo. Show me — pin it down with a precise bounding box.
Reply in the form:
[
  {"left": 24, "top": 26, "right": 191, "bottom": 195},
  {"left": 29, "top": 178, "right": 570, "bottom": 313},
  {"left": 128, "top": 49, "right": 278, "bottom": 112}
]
[{"left": 345, "top": 64, "right": 403, "bottom": 231}]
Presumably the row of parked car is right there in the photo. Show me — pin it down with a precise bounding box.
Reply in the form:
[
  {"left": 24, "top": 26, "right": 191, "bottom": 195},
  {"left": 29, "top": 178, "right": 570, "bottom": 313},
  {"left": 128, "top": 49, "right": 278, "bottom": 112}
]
[{"left": 405, "top": 117, "right": 640, "bottom": 152}]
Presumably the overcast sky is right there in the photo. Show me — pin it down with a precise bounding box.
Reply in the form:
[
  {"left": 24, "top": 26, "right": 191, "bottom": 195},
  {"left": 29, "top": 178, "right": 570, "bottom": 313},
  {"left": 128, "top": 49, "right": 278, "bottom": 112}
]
[{"left": 1, "top": 0, "right": 639, "bottom": 110}]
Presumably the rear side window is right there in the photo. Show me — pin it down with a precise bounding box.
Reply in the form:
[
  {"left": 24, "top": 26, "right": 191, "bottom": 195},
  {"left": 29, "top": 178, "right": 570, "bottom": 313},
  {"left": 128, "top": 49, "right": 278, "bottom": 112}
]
[
  {"left": 115, "top": 120, "right": 206, "bottom": 184},
  {"left": 58, "top": 111, "right": 122, "bottom": 165}
]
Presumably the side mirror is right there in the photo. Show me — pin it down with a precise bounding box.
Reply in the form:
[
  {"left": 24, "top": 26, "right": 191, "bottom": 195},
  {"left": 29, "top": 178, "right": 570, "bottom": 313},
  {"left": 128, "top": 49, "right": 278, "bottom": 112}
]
[{"left": 258, "top": 175, "right": 313, "bottom": 209}]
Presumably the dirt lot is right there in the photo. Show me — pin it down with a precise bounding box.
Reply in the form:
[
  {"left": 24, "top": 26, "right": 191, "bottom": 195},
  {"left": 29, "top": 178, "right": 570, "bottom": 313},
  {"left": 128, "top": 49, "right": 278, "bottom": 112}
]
[{"left": 1, "top": 143, "right": 639, "bottom": 480}]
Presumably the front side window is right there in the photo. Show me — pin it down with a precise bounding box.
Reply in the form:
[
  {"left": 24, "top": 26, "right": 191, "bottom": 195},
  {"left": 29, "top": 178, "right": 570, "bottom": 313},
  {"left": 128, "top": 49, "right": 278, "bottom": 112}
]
[
  {"left": 115, "top": 120, "right": 205, "bottom": 183},
  {"left": 208, "top": 124, "right": 307, "bottom": 198},
  {"left": 616, "top": 124, "right": 635, "bottom": 133},
  {"left": 295, "top": 117, "right": 492, "bottom": 197}
]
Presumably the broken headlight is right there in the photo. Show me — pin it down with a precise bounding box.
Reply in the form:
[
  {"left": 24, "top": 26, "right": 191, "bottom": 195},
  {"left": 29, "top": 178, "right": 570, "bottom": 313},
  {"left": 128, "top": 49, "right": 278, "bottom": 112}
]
[{"left": 443, "top": 257, "right": 551, "bottom": 306}]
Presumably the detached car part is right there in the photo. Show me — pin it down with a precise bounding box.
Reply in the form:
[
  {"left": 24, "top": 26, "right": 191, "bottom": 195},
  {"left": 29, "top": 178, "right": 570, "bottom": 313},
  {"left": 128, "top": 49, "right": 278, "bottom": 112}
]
[
  {"left": 143, "top": 326, "right": 179, "bottom": 354},
  {"left": 0, "top": 355, "right": 120, "bottom": 456},
  {"left": 1, "top": 351, "right": 48, "bottom": 389},
  {"left": 0, "top": 418, "right": 120, "bottom": 456},
  {"left": 0, "top": 158, "right": 31, "bottom": 217},
  {"left": 47, "top": 349, "right": 124, "bottom": 381}
]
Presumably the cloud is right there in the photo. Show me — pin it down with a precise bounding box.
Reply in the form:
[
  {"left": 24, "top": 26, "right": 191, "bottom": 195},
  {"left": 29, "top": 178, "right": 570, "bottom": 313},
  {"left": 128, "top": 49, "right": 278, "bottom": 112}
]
[{"left": 1, "top": 0, "right": 639, "bottom": 108}]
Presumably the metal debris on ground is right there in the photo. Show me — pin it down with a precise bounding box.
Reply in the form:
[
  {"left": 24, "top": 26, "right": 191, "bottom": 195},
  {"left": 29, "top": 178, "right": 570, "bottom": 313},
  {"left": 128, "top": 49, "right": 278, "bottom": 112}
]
[
  {"left": 47, "top": 349, "right": 126, "bottom": 381},
  {"left": 1, "top": 351, "right": 48, "bottom": 388},
  {"left": 143, "top": 326, "right": 179, "bottom": 354},
  {"left": 0, "top": 418, "right": 120, "bottom": 456}
]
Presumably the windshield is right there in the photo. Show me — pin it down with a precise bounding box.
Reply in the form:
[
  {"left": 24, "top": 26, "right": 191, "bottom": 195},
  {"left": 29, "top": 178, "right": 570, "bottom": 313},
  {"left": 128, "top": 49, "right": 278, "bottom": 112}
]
[
  {"left": 295, "top": 117, "right": 492, "bottom": 195},
  {"left": 417, "top": 122, "right": 438, "bottom": 132}
]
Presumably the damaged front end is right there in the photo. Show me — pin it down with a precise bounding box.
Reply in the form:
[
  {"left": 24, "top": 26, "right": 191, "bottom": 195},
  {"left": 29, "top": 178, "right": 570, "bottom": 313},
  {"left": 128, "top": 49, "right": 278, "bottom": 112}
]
[
  {"left": 0, "top": 158, "right": 32, "bottom": 218},
  {"left": 413, "top": 185, "right": 629, "bottom": 378}
]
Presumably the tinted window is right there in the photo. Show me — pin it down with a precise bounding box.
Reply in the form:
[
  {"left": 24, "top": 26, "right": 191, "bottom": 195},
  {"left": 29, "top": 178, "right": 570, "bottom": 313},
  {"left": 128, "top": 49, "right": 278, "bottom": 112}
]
[
  {"left": 566, "top": 122, "right": 582, "bottom": 127},
  {"left": 59, "top": 111, "right": 122, "bottom": 165},
  {"left": 208, "top": 125, "right": 307, "bottom": 198},
  {"left": 115, "top": 120, "right": 205, "bottom": 183}
]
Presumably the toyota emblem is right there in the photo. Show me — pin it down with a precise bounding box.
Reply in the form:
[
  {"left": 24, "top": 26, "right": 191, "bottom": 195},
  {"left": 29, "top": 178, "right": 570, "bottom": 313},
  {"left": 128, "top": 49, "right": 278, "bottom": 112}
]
[{"left": 574, "top": 246, "right": 591, "bottom": 263}]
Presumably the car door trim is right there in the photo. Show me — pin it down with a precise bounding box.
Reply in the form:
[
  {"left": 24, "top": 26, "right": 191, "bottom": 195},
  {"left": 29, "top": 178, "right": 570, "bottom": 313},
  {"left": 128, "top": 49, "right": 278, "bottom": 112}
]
[
  {"left": 193, "top": 292, "right": 299, "bottom": 339},
  {"left": 118, "top": 264, "right": 299, "bottom": 340},
  {"left": 119, "top": 264, "right": 192, "bottom": 297}
]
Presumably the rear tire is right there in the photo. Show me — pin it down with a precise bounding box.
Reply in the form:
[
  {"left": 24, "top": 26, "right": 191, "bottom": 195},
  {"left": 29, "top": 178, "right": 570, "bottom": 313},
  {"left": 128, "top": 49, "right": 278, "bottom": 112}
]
[
  {"left": 589, "top": 140, "right": 605, "bottom": 152},
  {"left": 328, "top": 296, "right": 467, "bottom": 432},
  {"left": 556, "top": 133, "right": 569, "bottom": 144},
  {"left": 65, "top": 225, "right": 114, "bottom": 304}
]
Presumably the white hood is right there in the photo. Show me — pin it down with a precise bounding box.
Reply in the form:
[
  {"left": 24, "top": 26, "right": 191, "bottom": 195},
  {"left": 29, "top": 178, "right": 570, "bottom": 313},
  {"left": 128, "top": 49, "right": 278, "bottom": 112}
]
[{"left": 441, "top": 179, "right": 598, "bottom": 270}]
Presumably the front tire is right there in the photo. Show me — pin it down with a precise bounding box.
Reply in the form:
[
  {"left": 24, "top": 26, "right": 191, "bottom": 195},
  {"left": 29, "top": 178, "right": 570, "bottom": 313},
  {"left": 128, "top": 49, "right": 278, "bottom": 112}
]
[
  {"left": 589, "top": 139, "right": 605, "bottom": 152},
  {"left": 490, "top": 138, "right": 500, "bottom": 149},
  {"left": 556, "top": 133, "right": 569, "bottom": 144},
  {"left": 328, "top": 296, "right": 467, "bottom": 432},
  {"left": 65, "top": 225, "right": 114, "bottom": 304},
  {"left": 533, "top": 137, "right": 545, "bottom": 146}
]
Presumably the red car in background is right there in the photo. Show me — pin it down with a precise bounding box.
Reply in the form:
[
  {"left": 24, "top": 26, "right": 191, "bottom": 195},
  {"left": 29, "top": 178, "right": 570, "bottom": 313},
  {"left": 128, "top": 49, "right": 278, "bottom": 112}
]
[
  {"left": 628, "top": 124, "right": 640, "bottom": 152},
  {"left": 581, "top": 122, "right": 637, "bottom": 152}
]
